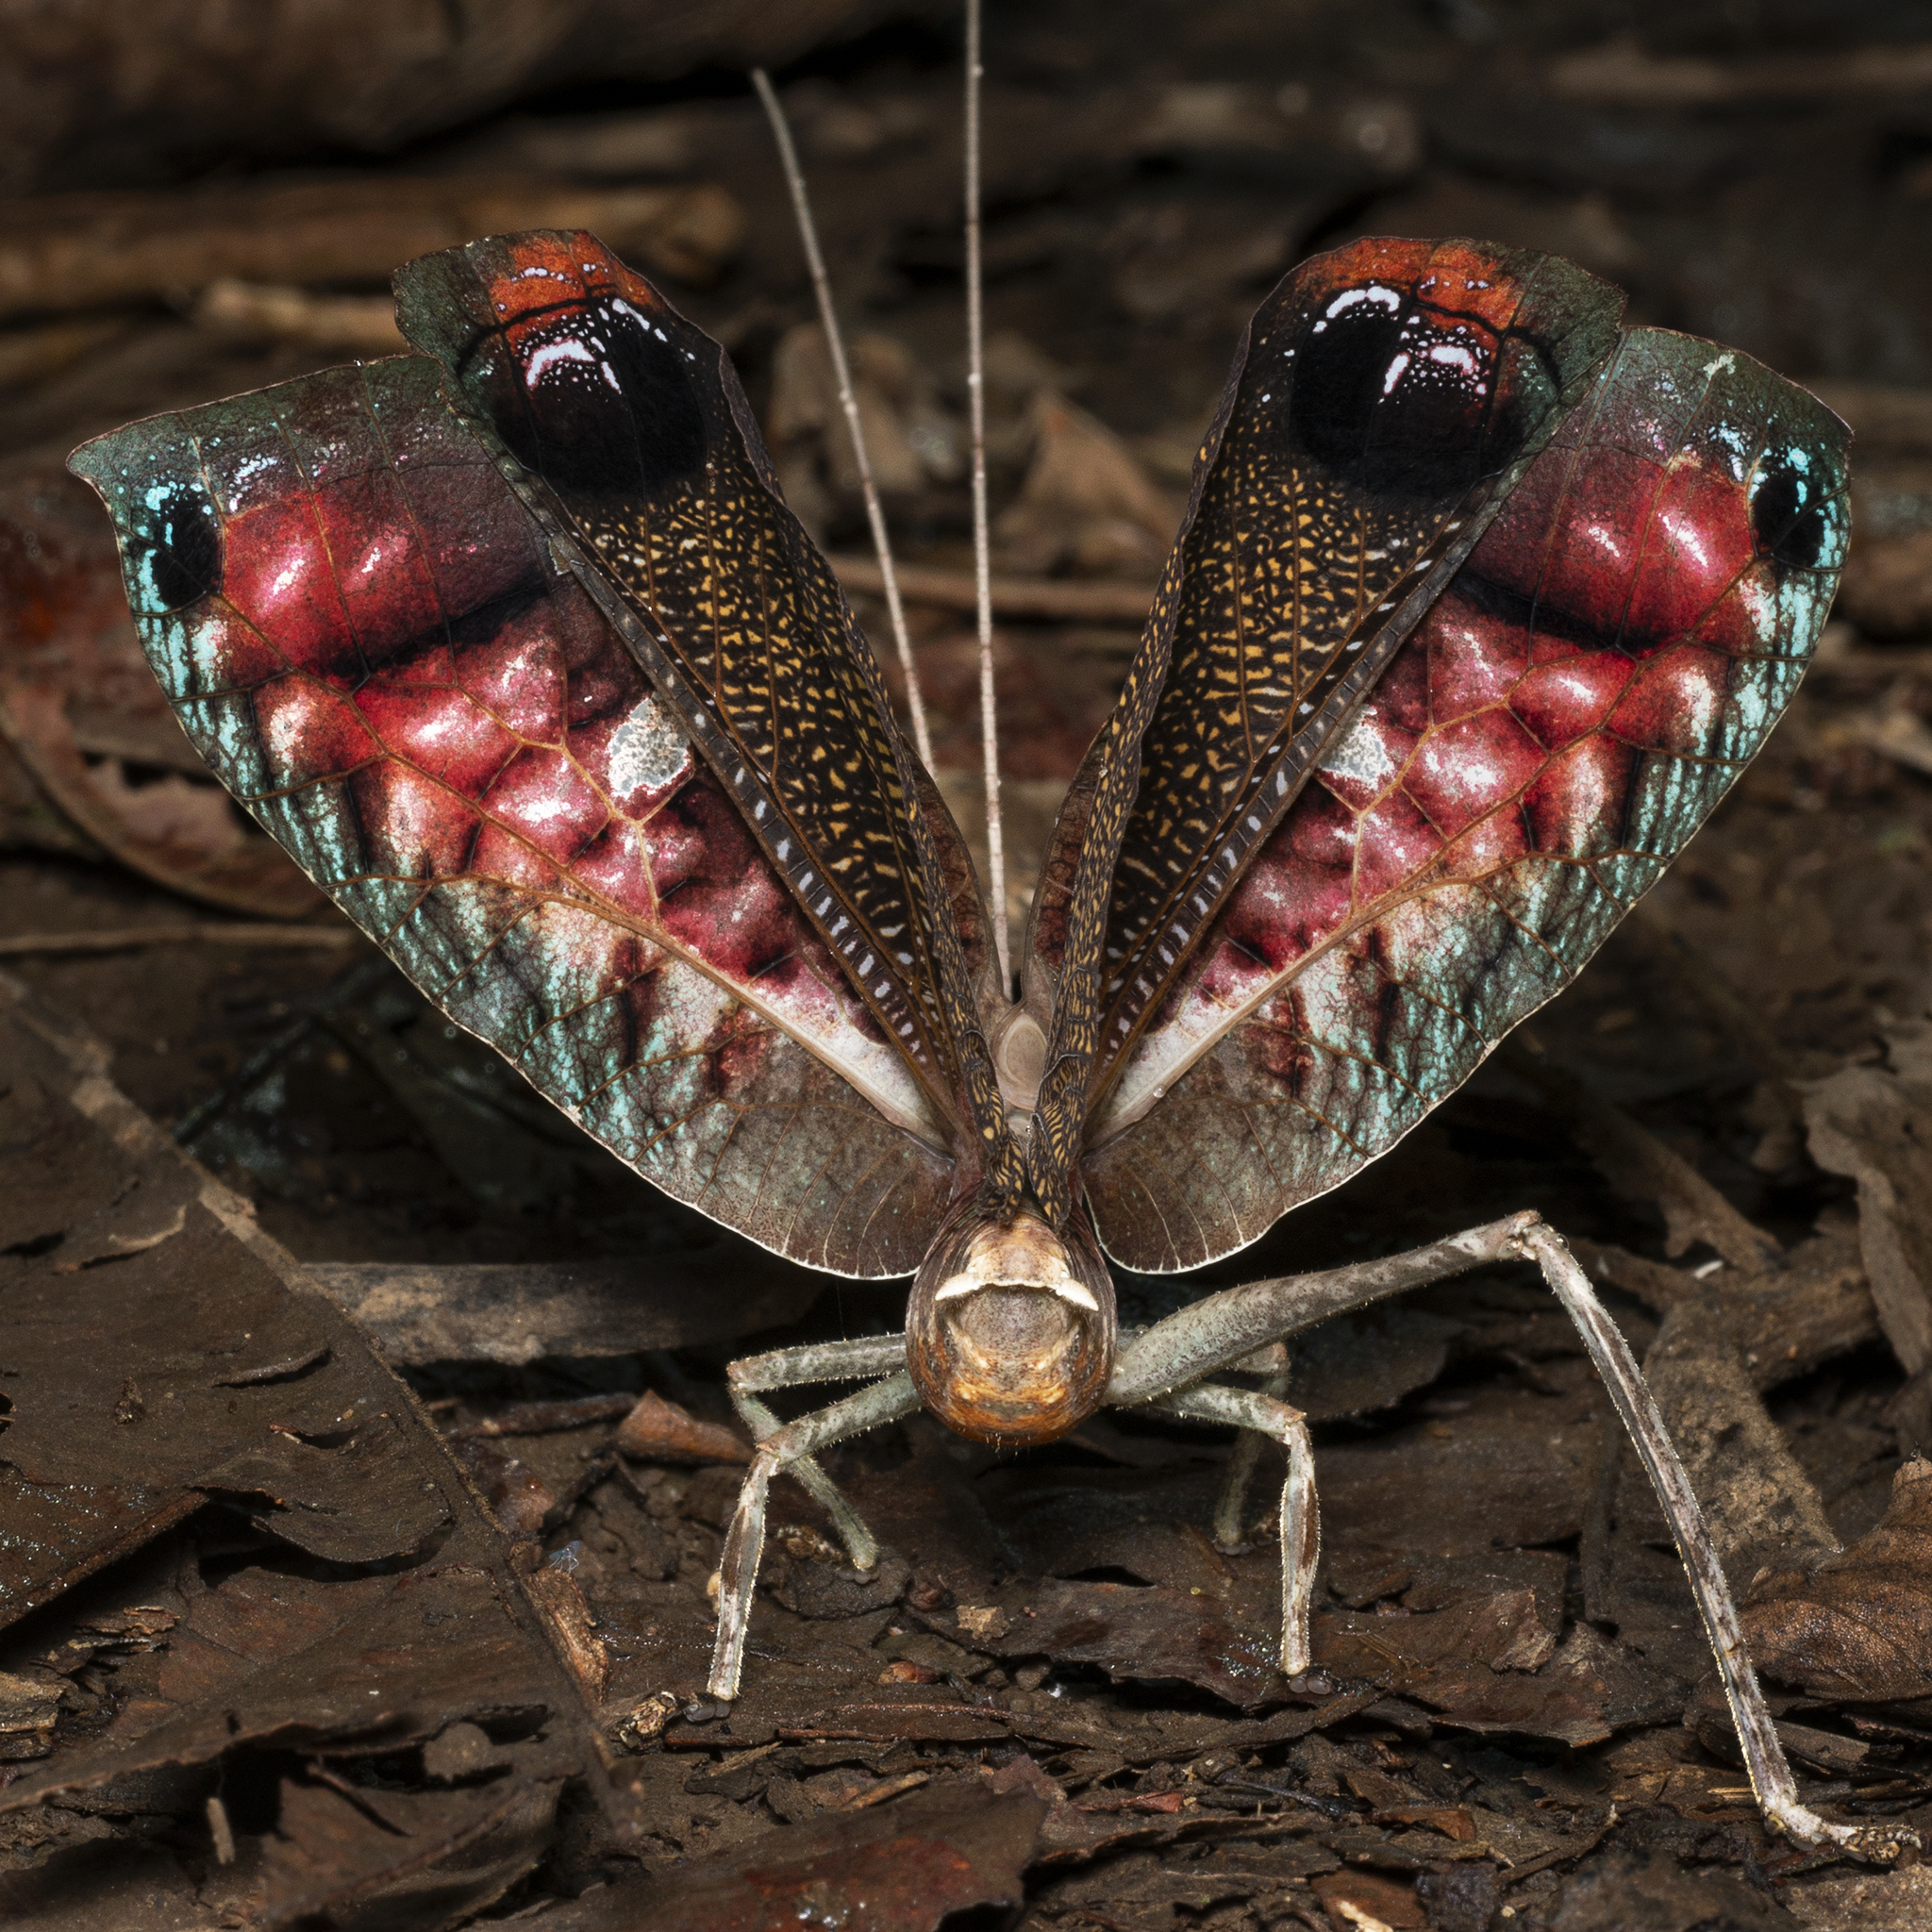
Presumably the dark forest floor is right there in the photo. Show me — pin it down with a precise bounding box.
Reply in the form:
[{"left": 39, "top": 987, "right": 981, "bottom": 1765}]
[{"left": 5, "top": 3, "right": 1932, "bottom": 1928}]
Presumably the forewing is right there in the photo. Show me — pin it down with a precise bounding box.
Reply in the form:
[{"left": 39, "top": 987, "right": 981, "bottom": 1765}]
[
  {"left": 69, "top": 357, "right": 958, "bottom": 1276},
  {"left": 1024, "top": 239, "right": 1624, "bottom": 1219},
  {"left": 392, "top": 230, "right": 1022, "bottom": 1209},
  {"left": 1078, "top": 329, "right": 1848, "bottom": 1271}
]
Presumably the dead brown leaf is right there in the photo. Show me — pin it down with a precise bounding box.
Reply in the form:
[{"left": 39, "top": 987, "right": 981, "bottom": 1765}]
[
  {"left": 994, "top": 391, "right": 1182, "bottom": 577},
  {"left": 0, "top": 462, "right": 322, "bottom": 916},
  {"left": 541, "top": 1783, "right": 1044, "bottom": 1931},
  {"left": 0, "top": 971, "right": 601, "bottom": 1924},
  {"left": 1742, "top": 1456, "right": 1932, "bottom": 1707},
  {"left": 616, "top": 1389, "right": 753, "bottom": 1465},
  {"left": 1804, "top": 1020, "right": 1932, "bottom": 1377}
]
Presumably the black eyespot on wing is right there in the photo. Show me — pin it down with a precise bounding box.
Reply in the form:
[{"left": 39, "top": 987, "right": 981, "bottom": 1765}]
[
  {"left": 1285, "top": 291, "right": 1509, "bottom": 501},
  {"left": 493, "top": 295, "right": 708, "bottom": 497},
  {"left": 131, "top": 480, "right": 222, "bottom": 612},
  {"left": 1751, "top": 455, "right": 1826, "bottom": 572}
]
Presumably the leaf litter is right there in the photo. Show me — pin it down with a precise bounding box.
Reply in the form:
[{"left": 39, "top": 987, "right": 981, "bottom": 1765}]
[{"left": 8, "top": 4, "right": 1932, "bottom": 1926}]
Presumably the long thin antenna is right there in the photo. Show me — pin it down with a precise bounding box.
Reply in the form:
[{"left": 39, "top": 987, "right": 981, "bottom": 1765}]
[
  {"left": 750, "top": 68, "right": 935, "bottom": 772},
  {"left": 963, "top": 0, "right": 1011, "bottom": 991}
]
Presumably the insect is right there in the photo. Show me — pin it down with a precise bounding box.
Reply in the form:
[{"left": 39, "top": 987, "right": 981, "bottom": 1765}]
[{"left": 70, "top": 225, "right": 1899, "bottom": 1861}]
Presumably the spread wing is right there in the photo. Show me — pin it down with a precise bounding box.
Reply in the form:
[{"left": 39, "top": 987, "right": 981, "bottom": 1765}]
[
  {"left": 391, "top": 230, "right": 1023, "bottom": 1214},
  {"left": 69, "top": 355, "right": 969, "bottom": 1276},
  {"left": 1023, "top": 238, "right": 1625, "bottom": 1223},
  {"left": 1072, "top": 325, "right": 1848, "bottom": 1271}
]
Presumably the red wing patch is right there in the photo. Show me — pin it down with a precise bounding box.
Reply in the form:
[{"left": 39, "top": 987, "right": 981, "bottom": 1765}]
[
  {"left": 1080, "top": 329, "right": 1849, "bottom": 1273},
  {"left": 393, "top": 230, "right": 1023, "bottom": 1213},
  {"left": 70, "top": 357, "right": 957, "bottom": 1277}
]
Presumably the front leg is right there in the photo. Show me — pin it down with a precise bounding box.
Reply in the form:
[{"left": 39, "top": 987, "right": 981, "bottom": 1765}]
[
  {"left": 1106, "top": 1209, "right": 1916, "bottom": 1864},
  {"left": 708, "top": 1370, "right": 921, "bottom": 1703},
  {"left": 725, "top": 1334, "right": 907, "bottom": 1573},
  {"left": 1141, "top": 1378, "right": 1318, "bottom": 1674}
]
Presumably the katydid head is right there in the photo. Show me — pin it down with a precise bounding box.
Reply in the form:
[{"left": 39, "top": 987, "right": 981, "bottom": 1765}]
[{"left": 906, "top": 1197, "right": 1116, "bottom": 1446}]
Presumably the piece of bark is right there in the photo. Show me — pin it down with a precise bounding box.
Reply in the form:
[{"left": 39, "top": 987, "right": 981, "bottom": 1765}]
[
  {"left": 518, "top": 1557, "right": 612, "bottom": 1705},
  {"left": 536, "top": 1783, "right": 1044, "bottom": 1932},
  {"left": 0, "top": 1, "right": 908, "bottom": 194},
  {"left": 306, "top": 1257, "right": 821, "bottom": 1366},
  {"left": 1640, "top": 1299, "right": 1842, "bottom": 1592},
  {"left": 0, "top": 176, "right": 744, "bottom": 321},
  {"left": 1803, "top": 1021, "right": 1932, "bottom": 1377}
]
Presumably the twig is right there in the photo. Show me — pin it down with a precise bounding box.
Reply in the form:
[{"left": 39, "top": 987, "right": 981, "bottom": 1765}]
[
  {"left": 0, "top": 178, "right": 746, "bottom": 321},
  {"left": 963, "top": 0, "right": 1010, "bottom": 991},
  {"left": 749, "top": 68, "right": 935, "bottom": 773},
  {"left": 827, "top": 553, "right": 1153, "bottom": 623},
  {"left": 0, "top": 923, "right": 358, "bottom": 958},
  {"left": 450, "top": 1393, "right": 637, "bottom": 1439}
]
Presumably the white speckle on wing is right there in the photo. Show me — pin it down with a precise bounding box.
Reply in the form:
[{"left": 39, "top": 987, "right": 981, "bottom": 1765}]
[{"left": 608, "top": 693, "right": 691, "bottom": 794}]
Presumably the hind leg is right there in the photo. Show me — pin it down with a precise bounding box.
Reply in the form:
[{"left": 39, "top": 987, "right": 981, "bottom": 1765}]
[{"left": 1107, "top": 1208, "right": 1914, "bottom": 1863}]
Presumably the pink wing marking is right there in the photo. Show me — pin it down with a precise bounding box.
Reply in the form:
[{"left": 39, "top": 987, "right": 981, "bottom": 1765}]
[
  {"left": 1081, "top": 329, "right": 1847, "bottom": 1272},
  {"left": 74, "top": 358, "right": 955, "bottom": 1275}
]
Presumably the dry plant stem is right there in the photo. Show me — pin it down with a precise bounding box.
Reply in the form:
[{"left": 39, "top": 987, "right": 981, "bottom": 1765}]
[
  {"left": 963, "top": 0, "right": 1010, "bottom": 990},
  {"left": 0, "top": 924, "right": 357, "bottom": 958},
  {"left": 749, "top": 68, "right": 934, "bottom": 773},
  {"left": 827, "top": 553, "right": 1155, "bottom": 623}
]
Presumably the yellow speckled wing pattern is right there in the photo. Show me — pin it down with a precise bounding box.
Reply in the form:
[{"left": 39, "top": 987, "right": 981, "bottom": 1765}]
[
  {"left": 1024, "top": 238, "right": 1624, "bottom": 1222},
  {"left": 394, "top": 230, "right": 1024, "bottom": 1211}
]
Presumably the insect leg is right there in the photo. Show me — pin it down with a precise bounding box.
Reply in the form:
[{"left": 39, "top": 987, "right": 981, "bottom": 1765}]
[
  {"left": 1104, "top": 1209, "right": 1913, "bottom": 1861},
  {"left": 708, "top": 1371, "right": 921, "bottom": 1704},
  {"left": 730, "top": 1388, "right": 879, "bottom": 1571},
  {"left": 726, "top": 1335, "right": 907, "bottom": 1572},
  {"left": 1514, "top": 1219, "right": 1913, "bottom": 1865},
  {"left": 1108, "top": 1211, "right": 1546, "bottom": 1405},
  {"left": 1208, "top": 1342, "right": 1291, "bottom": 1548},
  {"left": 1141, "top": 1378, "right": 1318, "bottom": 1674}
]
